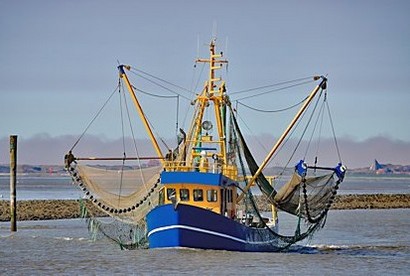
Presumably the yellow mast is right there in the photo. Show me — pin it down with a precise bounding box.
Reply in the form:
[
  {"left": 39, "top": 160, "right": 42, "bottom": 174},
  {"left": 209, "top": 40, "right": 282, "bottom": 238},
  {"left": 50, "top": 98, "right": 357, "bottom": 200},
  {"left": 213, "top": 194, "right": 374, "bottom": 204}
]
[
  {"left": 186, "top": 40, "right": 228, "bottom": 168},
  {"left": 118, "top": 65, "right": 165, "bottom": 165},
  {"left": 236, "top": 76, "right": 327, "bottom": 203}
]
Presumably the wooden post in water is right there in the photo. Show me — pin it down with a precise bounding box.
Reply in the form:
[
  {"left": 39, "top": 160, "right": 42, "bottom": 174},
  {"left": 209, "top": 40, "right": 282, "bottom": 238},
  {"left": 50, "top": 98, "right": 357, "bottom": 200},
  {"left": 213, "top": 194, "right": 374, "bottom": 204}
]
[{"left": 10, "top": 135, "right": 17, "bottom": 232}]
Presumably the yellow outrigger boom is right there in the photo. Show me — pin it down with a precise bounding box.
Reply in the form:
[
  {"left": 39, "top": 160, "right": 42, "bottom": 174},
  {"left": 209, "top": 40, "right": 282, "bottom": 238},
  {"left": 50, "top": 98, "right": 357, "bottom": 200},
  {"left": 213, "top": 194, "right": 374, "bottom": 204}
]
[
  {"left": 236, "top": 76, "right": 327, "bottom": 203},
  {"left": 118, "top": 65, "right": 165, "bottom": 165}
]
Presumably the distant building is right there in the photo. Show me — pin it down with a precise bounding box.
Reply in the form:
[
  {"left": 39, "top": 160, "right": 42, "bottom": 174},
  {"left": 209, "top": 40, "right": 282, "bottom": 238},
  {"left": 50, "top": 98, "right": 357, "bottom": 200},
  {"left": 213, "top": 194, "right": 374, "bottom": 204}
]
[
  {"left": 369, "top": 159, "right": 392, "bottom": 174},
  {"left": 369, "top": 159, "right": 383, "bottom": 171}
]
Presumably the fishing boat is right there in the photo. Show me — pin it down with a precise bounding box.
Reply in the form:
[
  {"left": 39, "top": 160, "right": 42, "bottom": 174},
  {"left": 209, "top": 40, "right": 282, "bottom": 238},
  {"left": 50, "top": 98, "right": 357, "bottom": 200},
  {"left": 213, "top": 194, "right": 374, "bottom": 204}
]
[{"left": 65, "top": 39, "right": 346, "bottom": 252}]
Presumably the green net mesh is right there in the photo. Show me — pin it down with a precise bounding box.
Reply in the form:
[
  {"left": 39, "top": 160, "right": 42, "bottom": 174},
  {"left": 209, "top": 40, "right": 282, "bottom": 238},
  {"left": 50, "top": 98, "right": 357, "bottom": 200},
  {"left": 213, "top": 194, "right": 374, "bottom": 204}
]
[{"left": 68, "top": 161, "right": 161, "bottom": 248}]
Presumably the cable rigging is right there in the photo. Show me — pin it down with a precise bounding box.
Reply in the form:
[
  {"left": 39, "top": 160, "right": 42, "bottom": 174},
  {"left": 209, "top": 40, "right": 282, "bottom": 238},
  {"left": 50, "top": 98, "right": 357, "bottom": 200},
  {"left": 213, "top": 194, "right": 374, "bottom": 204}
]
[
  {"left": 325, "top": 93, "right": 343, "bottom": 163},
  {"left": 120, "top": 81, "right": 156, "bottom": 207},
  {"left": 288, "top": 89, "right": 325, "bottom": 166},
  {"left": 70, "top": 83, "right": 120, "bottom": 151},
  {"left": 133, "top": 86, "right": 179, "bottom": 99},
  {"left": 130, "top": 85, "right": 181, "bottom": 137},
  {"left": 131, "top": 66, "right": 193, "bottom": 94},
  {"left": 234, "top": 79, "right": 315, "bottom": 101},
  {"left": 117, "top": 82, "right": 127, "bottom": 206},
  {"left": 230, "top": 75, "right": 316, "bottom": 96},
  {"left": 303, "top": 92, "right": 327, "bottom": 162},
  {"left": 236, "top": 95, "right": 309, "bottom": 113},
  {"left": 128, "top": 67, "right": 192, "bottom": 101}
]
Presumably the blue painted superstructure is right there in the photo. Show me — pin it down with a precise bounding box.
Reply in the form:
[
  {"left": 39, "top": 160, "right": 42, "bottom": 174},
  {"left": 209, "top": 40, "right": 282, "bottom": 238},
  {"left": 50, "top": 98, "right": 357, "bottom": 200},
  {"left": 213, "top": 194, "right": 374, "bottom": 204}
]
[{"left": 161, "top": 171, "right": 234, "bottom": 186}]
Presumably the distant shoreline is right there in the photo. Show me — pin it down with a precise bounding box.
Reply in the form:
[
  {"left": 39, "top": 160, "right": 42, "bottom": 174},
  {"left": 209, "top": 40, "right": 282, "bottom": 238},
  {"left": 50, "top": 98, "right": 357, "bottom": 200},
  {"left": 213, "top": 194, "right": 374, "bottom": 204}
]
[
  {"left": 2, "top": 167, "right": 410, "bottom": 177},
  {"left": 1, "top": 194, "right": 409, "bottom": 221}
]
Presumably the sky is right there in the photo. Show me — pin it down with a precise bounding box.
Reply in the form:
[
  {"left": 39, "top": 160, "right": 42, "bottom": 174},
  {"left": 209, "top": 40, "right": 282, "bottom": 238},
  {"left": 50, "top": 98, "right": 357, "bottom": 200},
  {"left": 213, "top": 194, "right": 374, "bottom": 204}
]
[{"left": 1, "top": 0, "right": 410, "bottom": 168}]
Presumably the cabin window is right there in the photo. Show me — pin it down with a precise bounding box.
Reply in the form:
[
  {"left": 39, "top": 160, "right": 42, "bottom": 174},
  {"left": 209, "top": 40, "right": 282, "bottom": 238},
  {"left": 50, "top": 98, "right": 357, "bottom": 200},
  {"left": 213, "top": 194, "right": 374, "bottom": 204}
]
[
  {"left": 193, "top": 189, "right": 204, "bottom": 201},
  {"left": 207, "top": 189, "right": 218, "bottom": 202},
  {"left": 166, "top": 188, "right": 176, "bottom": 200},
  {"left": 180, "top": 189, "right": 190, "bottom": 201}
]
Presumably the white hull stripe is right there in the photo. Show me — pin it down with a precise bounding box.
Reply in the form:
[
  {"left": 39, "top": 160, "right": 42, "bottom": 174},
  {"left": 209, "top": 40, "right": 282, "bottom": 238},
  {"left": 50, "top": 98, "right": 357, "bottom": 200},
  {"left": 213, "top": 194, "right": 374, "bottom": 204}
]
[{"left": 147, "top": 224, "right": 278, "bottom": 245}]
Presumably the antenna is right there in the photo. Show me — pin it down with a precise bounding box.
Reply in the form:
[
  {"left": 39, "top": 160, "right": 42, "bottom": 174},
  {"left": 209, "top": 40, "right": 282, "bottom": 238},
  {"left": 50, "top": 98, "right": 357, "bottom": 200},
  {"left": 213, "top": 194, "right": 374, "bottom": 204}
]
[
  {"left": 225, "top": 37, "right": 229, "bottom": 75},
  {"left": 196, "top": 34, "right": 200, "bottom": 59},
  {"left": 224, "top": 37, "right": 229, "bottom": 57},
  {"left": 212, "top": 20, "right": 217, "bottom": 40}
]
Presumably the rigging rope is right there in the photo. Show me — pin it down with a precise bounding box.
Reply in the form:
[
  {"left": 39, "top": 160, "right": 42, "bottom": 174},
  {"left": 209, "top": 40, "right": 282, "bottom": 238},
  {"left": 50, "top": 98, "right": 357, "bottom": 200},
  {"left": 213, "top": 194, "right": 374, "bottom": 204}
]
[
  {"left": 286, "top": 89, "right": 324, "bottom": 167},
  {"left": 132, "top": 86, "right": 179, "bottom": 99},
  {"left": 129, "top": 85, "right": 181, "bottom": 140},
  {"left": 192, "top": 62, "right": 206, "bottom": 93},
  {"left": 325, "top": 94, "right": 343, "bottom": 163},
  {"left": 234, "top": 111, "right": 269, "bottom": 153},
  {"left": 128, "top": 68, "right": 191, "bottom": 101},
  {"left": 131, "top": 62, "right": 204, "bottom": 134},
  {"left": 232, "top": 78, "right": 316, "bottom": 101},
  {"left": 231, "top": 76, "right": 315, "bottom": 95},
  {"left": 131, "top": 85, "right": 181, "bottom": 139},
  {"left": 176, "top": 95, "right": 180, "bottom": 138},
  {"left": 131, "top": 67, "right": 193, "bottom": 94},
  {"left": 121, "top": 83, "right": 155, "bottom": 207},
  {"left": 234, "top": 94, "right": 309, "bottom": 179},
  {"left": 120, "top": 79, "right": 171, "bottom": 151},
  {"left": 70, "top": 83, "right": 120, "bottom": 151},
  {"left": 118, "top": 82, "right": 126, "bottom": 206},
  {"left": 234, "top": 80, "right": 315, "bottom": 101},
  {"left": 119, "top": 82, "right": 126, "bottom": 156},
  {"left": 181, "top": 62, "right": 206, "bottom": 131},
  {"left": 234, "top": 98, "right": 306, "bottom": 177},
  {"left": 236, "top": 95, "right": 309, "bottom": 113},
  {"left": 269, "top": 88, "right": 324, "bottom": 178},
  {"left": 304, "top": 94, "right": 327, "bottom": 161}
]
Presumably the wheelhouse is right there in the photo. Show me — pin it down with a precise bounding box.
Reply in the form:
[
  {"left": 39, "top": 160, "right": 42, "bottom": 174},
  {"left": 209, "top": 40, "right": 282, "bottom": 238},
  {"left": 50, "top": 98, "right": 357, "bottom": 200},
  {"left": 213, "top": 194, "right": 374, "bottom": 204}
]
[{"left": 158, "top": 171, "right": 237, "bottom": 218}]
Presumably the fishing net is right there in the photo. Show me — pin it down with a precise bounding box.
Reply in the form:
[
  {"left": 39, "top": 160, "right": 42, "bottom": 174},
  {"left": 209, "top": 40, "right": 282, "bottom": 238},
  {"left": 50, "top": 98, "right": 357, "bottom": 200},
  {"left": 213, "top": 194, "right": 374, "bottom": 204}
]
[
  {"left": 67, "top": 161, "right": 161, "bottom": 248},
  {"left": 229, "top": 106, "right": 341, "bottom": 249},
  {"left": 274, "top": 172, "right": 339, "bottom": 222}
]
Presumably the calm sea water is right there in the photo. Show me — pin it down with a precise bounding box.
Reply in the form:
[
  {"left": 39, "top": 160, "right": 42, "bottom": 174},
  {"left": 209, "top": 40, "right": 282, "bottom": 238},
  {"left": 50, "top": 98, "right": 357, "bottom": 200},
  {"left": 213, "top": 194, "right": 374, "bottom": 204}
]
[
  {"left": 0, "top": 175, "right": 82, "bottom": 200},
  {"left": 0, "top": 176, "right": 410, "bottom": 275},
  {"left": 0, "top": 176, "right": 409, "bottom": 274},
  {"left": 1, "top": 209, "right": 409, "bottom": 275}
]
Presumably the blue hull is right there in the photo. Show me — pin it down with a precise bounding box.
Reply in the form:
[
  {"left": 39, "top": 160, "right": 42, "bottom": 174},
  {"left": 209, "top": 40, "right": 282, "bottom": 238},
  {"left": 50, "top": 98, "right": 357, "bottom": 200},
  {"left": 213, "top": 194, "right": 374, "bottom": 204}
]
[{"left": 146, "top": 204, "right": 281, "bottom": 252}]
